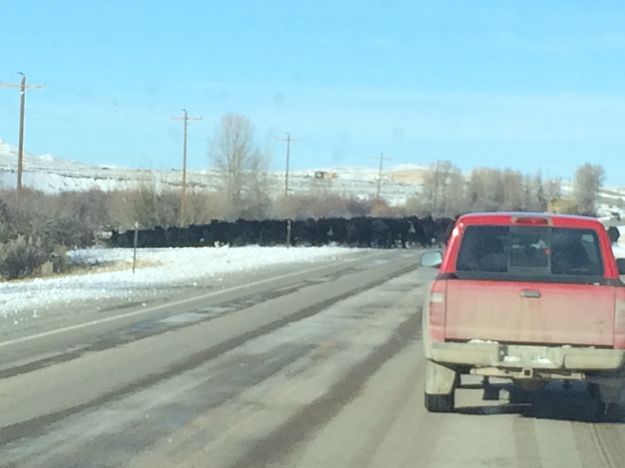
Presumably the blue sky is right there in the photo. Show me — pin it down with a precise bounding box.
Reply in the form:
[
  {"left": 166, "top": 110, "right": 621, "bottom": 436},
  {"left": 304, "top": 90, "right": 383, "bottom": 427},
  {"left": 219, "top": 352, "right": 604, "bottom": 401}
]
[{"left": 2, "top": 1, "right": 625, "bottom": 184}]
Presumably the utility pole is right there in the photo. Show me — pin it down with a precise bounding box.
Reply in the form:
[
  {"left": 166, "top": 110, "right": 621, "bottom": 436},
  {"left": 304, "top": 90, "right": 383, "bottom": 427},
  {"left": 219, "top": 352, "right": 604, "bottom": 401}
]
[
  {"left": 373, "top": 152, "right": 392, "bottom": 199},
  {"left": 0, "top": 73, "right": 45, "bottom": 196},
  {"left": 277, "top": 132, "right": 300, "bottom": 197},
  {"left": 432, "top": 160, "right": 440, "bottom": 213},
  {"left": 171, "top": 109, "right": 202, "bottom": 227}
]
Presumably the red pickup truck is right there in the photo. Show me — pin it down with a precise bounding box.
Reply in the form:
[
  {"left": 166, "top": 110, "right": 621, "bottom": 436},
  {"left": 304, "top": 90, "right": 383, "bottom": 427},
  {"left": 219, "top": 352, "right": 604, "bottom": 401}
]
[{"left": 421, "top": 212, "right": 625, "bottom": 415}]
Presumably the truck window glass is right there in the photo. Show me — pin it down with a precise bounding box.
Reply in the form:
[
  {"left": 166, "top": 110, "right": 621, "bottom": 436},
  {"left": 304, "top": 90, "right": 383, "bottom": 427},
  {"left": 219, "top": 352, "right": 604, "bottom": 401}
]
[
  {"left": 456, "top": 226, "right": 509, "bottom": 273},
  {"left": 551, "top": 228, "right": 603, "bottom": 276},
  {"left": 456, "top": 226, "right": 604, "bottom": 282},
  {"left": 509, "top": 227, "right": 549, "bottom": 270}
]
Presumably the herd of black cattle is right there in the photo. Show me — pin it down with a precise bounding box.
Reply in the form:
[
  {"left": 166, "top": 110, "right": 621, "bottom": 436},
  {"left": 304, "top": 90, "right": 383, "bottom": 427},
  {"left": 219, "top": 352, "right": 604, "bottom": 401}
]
[{"left": 109, "top": 216, "right": 455, "bottom": 249}]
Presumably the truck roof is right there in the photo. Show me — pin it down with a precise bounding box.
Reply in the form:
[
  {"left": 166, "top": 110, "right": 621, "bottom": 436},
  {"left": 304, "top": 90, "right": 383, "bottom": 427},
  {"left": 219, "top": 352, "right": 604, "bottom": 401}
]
[{"left": 457, "top": 212, "right": 603, "bottom": 229}]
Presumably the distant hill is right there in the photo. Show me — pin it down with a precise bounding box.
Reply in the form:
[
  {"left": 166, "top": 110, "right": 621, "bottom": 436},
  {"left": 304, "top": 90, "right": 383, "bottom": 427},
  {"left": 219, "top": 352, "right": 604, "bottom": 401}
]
[
  {"left": 0, "top": 139, "right": 425, "bottom": 206},
  {"left": 2, "top": 139, "right": 624, "bottom": 216}
]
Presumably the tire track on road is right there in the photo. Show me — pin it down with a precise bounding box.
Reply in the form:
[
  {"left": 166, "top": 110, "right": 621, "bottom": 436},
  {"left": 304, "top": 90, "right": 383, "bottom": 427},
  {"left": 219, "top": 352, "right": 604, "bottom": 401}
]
[
  {"left": 572, "top": 421, "right": 618, "bottom": 467},
  {"left": 589, "top": 423, "right": 625, "bottom": 468},
  {"left": 513, "top": 417, "right": 543, "bottom": 468},
  {"left": 228, "top": 311, "right": 421, "bottom": 468}
]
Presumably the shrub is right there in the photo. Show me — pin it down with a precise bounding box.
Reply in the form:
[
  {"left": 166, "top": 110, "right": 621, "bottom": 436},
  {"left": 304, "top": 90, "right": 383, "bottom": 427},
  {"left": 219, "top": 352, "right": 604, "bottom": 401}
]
[{"left": 0, "top": 235, "right": 62, "bottom": 279}]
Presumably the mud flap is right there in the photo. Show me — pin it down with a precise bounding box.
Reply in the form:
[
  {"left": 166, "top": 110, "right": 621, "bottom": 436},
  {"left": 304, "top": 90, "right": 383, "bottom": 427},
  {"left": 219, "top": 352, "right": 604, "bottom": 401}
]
[{"left": 425, "top": 359, "right": 457, "bottom": 395}]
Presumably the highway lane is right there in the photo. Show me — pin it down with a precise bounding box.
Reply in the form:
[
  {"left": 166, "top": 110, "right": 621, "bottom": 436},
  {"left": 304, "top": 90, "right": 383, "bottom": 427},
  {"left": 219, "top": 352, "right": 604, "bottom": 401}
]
[
  {"left": 2, "top": 249, "right": 625, "bottom": 467},
  {"left": 0, "top": 251, "right": 420, "bottom": 445},
  {"left": 0, "top": 249, "right": 391, "bottom": 378}
]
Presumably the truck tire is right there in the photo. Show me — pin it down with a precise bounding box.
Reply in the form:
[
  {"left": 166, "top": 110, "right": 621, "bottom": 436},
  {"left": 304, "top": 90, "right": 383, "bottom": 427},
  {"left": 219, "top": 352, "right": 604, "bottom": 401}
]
[
  {"left": 424, "top": 392, "right": 455, "bottom": 412},
  {"left": 424, "top": 360, "right": 457, "bottom": 412}
]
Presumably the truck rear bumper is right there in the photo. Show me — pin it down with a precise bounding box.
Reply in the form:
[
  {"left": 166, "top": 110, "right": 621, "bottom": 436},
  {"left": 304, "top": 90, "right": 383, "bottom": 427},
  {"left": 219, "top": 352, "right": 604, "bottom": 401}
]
[{"left": 429, "top": 341, "right": 625, "bottom": 372}]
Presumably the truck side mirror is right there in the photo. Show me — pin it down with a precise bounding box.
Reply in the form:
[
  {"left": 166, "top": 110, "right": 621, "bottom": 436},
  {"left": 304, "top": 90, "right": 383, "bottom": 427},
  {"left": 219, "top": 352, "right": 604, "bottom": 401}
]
[
  {"left": 421, "top": 251, "right": 443, "bottom": 268},
  {"left": 617, "top": 258, "right": 625, "bottom": 275}
]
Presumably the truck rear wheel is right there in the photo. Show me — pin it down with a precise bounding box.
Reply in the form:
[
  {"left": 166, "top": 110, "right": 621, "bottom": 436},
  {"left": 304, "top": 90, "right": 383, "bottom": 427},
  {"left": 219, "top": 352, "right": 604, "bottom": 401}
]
[
  {"left": 424, "top": 360, "right": 457, "bottom": 413},
  {"left": 424, "top": 392, "right": 455, "bottom": 412}
]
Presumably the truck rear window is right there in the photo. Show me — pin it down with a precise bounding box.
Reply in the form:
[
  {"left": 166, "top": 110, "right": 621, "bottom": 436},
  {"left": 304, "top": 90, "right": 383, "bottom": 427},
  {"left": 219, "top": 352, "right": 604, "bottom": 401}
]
[{"left": 456, "top": 225, "right": 604, "bottom": 283}]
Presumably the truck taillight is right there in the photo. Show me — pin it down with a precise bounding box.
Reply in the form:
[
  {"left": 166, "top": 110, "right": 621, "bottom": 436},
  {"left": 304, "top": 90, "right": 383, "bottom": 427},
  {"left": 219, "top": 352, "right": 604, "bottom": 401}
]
[
  {"left": 512, "top": 216, "right": 550, "bottom": 225},
  {"left": 615, "top": 298, "right": 625, "bottom": 349},
  {"left": 428, "top": 281, "right": 446, "bottom": 342}
]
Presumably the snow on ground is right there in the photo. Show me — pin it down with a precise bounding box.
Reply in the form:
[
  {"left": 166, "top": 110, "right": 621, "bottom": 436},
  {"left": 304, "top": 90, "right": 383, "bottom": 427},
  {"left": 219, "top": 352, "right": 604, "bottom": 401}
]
[
  {"left": 0, "top": 246, "right": 355, "bottom": 320},
  {"left": 615, "top": 225, "right": 625, "bottom": 259},
  {"left": 613, "top": 243, "right": 625, "bottom": 259}
]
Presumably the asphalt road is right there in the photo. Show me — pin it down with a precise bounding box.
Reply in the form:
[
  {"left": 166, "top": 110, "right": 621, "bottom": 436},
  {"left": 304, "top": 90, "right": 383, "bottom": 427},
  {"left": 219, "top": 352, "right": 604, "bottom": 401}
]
[{"left": 1, "top": 249, "right": 625, "bottom": 467}]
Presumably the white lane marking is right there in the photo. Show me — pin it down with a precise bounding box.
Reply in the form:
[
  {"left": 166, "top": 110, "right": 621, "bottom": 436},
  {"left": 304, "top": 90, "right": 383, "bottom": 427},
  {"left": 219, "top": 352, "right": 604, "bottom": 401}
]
[{"left": 0, "top": 251, "right": 390, "bottom": 349}]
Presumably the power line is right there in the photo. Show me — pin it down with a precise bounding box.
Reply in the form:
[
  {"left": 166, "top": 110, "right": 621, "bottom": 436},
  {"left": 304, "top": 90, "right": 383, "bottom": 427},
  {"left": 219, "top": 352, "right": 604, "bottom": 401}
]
[
  {"left": 277, "top": 132, "right": 301, "bottom": 197},
  {"left": 0, "top": 73, "right": 45, "bottom": 196},
  {"left": 372, "top": 152, "right": 392, "bottom": 199},
  {"left": 171, "top": 109, "right": 202, "bottom": 226}
]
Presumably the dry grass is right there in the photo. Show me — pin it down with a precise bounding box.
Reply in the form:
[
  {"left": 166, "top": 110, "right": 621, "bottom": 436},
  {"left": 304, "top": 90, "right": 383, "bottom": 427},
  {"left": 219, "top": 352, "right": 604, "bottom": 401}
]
[
  {"left": 0, "top": 258, "right": 165, "bottom": 283},
  {"left": 68, "top": 258, "right": 163, "bottom": 275}
]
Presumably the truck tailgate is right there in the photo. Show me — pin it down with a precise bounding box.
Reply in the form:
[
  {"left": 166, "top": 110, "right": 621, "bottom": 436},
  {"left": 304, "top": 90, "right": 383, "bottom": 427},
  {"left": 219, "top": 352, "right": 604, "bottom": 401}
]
[{"left": 444, "top": 280, "right": 615, "bottom": 346}]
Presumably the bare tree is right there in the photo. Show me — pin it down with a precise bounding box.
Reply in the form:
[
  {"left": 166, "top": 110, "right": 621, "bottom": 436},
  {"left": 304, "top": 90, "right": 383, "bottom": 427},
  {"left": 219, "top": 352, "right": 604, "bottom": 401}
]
[
  {"left": 209, "top": 114, "right": 269, "bottom": 219},
  {"left": 543, "top": 178, "right": 562, "bottom": 203},
  {"left": 109, "top": 183, "right": 180, "bottom": 229},
  {"left": 501, "top": 169, "right": 524, "bottom": 211},
  {"left": 445, "top": 168, "right": 468, "bottom": 215},
  {"left": 420, "top": 160, "right": 466, "bottom": 216},
  {"left": 533, "top": 172, "right": 546, "bottom": 210},
  {"left": 241, "top": 148, "right": 272, "bottom": 219},
  {"left": 467, "top": 168, "right": 504, "bottom": 211},
  {"left": 573, "top": 163, "right": 605, "bottom": 215},
  {"left": 519, "top": 171, "right": 548, "bottom": 211},
  {"left": 416, "top": 165, "right": 568, "bottom": 215}
]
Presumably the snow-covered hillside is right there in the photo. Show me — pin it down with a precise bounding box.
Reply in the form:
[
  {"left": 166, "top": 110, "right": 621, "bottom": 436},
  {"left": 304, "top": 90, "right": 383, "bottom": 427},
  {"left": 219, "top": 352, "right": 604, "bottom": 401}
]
[
  {"left": 2, "top": 139, "right": 624, "bottom": 211},
  {"left": 0, "top": 139, "right": 424, "bottom": 205}
]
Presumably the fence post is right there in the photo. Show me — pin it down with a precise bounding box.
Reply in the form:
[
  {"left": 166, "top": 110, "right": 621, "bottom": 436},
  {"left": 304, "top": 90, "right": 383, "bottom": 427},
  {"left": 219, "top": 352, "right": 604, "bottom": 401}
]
[
  {"left": 286, "top": 219, "right": 292, "bottom": 248},
  {"left": 132, "top": 221, "right": 139, "bottom": 274}
]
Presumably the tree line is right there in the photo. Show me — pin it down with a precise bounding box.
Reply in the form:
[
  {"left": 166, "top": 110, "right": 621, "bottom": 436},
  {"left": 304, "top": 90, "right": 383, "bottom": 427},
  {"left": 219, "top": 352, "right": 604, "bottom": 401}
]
[
  {"left": 105, "top": 112, "right": 606, "bottom": 223},
  {"left": 409, "top": 160, "right": 605, "bottom": 217},
  {"left": 207, "top": 113, "right": 607, "bottom": 219}
]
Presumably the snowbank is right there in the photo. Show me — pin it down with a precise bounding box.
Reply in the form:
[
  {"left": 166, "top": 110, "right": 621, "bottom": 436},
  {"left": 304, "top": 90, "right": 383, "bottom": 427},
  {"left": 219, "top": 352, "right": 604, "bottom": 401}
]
[
  {"left": 613, "top": 243, "right": 625, "bottom": 259},
  {"left": 0, "top": 246, "right": 354, "bottom": 319}
]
